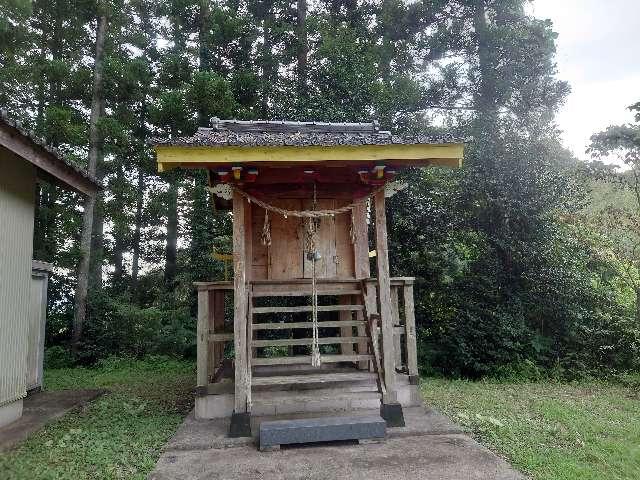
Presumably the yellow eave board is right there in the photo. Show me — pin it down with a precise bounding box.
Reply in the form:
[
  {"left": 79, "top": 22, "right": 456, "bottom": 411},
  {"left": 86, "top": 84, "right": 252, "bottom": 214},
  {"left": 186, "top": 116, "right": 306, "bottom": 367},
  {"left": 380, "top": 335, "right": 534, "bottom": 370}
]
[{"left": 155, "top": 143, "right": 464, "bottom": 172}]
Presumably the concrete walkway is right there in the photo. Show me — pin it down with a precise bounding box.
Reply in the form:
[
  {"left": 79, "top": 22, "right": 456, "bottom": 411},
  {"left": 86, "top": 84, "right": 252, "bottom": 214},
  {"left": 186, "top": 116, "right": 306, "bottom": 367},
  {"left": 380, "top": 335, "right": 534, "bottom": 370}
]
[
  {"left": 149, "top": 407, "right": 525, "bottom": 480},
  {"left": 0, "top": 389, "right": 104, "bottom": 452}
]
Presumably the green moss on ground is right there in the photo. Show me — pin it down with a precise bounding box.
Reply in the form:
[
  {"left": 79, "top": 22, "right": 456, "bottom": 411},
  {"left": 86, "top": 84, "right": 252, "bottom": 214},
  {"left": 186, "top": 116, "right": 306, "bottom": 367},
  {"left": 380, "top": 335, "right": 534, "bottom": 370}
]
[
  {"left": 0, "top": 356, "right": 195, "bottom": 480},
  {"left": 421, "top": 378, "right": 640, "bottom": 480}
]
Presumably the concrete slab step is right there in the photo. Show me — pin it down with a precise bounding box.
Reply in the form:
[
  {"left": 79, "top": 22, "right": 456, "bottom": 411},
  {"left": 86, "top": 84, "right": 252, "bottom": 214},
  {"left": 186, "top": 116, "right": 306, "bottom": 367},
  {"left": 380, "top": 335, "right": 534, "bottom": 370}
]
[{"left": 259, "top": 415, "right": 386, "bottom": 451}]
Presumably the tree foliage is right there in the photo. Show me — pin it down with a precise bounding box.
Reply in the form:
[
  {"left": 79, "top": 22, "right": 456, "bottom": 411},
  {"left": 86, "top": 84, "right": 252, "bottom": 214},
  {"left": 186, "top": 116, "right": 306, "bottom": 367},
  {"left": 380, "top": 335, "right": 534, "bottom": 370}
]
[{"left": 0, "top": 0, "right": 637, "bottom": 375}]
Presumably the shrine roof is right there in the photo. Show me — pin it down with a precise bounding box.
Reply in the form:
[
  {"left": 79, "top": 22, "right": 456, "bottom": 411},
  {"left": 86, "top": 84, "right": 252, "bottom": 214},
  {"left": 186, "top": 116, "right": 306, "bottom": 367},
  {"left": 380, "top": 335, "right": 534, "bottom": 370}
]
[
  {"left": 153, "top": 119, "right": 465, "bottom": 172},
  {"left": 153, "top": 119, "right": 463, "bottom": 148}
]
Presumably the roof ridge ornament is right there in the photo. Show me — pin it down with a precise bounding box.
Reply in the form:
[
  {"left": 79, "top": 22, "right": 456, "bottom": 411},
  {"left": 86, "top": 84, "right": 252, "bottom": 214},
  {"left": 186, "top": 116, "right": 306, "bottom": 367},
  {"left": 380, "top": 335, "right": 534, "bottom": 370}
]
[{"left": 207, "top": 118, "right": 381, "bottom": 135}]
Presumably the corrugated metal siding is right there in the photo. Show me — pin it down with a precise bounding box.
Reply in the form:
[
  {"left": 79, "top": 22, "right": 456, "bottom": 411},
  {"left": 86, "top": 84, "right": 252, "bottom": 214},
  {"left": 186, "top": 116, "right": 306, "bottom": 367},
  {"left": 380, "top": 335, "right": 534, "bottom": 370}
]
[{"left": 0, "top": 150, "right": 36, "bottom": 407}]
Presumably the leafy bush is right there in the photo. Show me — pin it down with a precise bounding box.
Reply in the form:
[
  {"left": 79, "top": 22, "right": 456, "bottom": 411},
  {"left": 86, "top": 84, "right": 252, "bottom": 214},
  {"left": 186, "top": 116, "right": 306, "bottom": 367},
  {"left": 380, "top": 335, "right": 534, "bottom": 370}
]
[
  {"left": 44, "top": 346, "right": 74, "bottom": 369},
  {"left": 74, "top": 291, "right": 195, "bottom": 364}
]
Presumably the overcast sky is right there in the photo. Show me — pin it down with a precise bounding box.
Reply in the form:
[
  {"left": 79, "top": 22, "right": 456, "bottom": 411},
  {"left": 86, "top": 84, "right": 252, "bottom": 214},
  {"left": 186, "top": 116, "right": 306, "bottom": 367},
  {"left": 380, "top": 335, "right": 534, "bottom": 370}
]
[{"left": 529, "top": 0, "right": 640, "bottom": 162}]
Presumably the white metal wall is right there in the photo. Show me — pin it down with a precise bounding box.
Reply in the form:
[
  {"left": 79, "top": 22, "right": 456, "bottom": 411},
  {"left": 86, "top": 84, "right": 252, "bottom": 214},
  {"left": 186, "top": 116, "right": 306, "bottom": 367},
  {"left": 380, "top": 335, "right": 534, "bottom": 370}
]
[
  {"left": 0, "top": 150, "right": 36, "bottom": 407},
  {"left": 26, "top": 268, "right": 49, "bottom": 391}
]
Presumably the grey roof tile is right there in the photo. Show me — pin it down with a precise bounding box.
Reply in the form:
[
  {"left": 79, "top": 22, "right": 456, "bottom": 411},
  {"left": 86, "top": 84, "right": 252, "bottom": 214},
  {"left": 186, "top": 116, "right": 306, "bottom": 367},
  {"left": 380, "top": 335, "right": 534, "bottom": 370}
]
[
  {"left": 0, "top": 109, "right": 99, "bottom": 186},
  {"left": 152, "top": 119, "right": 464, "bottom": 148}
]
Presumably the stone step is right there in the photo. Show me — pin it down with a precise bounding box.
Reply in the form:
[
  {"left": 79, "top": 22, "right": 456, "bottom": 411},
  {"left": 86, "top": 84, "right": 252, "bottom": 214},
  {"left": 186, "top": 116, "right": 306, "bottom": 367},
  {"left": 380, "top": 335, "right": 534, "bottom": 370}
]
[{"left": 259, "top": 415, "right": 386, "bottom": 451}]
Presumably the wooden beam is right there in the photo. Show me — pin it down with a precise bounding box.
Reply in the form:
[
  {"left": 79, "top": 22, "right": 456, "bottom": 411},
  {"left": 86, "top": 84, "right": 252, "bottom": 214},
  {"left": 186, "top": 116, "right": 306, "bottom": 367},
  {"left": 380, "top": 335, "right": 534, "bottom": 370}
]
[
  {"left": 374, "top": 190, "right": 397, "bottom": 403},
  {"left": 232, "top": 192, "right": 249, "bottom": 413},
  {"left": 196, "top": 289, "right": 209, "bottom": 387},
  {"left": 252, "top": 304, "right": 364, "bottom": 314},
  {"left": 156, "top": 143, "right": 464, "bottom": 172},
  {"left": 253, "top": 320, "right": 366, "bottom": 330},
  {"left": 0, "top": 125, "right": 98, "bottom": 196},
  {"left": 403, "top": 283, "right": 419, "bottom": 378}
]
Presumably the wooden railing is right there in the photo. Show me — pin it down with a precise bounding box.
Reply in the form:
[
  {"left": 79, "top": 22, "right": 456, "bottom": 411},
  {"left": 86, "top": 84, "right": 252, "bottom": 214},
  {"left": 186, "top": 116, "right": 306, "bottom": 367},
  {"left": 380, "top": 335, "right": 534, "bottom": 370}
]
[{"left": 194, "top": 277, "right": 418, "bottom": 388}]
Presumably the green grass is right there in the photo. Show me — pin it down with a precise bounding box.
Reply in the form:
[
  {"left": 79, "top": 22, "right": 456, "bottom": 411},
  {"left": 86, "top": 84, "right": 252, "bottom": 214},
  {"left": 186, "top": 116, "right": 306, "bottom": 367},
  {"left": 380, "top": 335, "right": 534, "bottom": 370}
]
[
  {"left": 3, "top": 358, "right": 639, "bottom": 479},
  {"left": 0, "top": 356, "right": 195, "bottom": 480},
  {"left": 421, "top": 378, "right": 640, "bottom": 480}
]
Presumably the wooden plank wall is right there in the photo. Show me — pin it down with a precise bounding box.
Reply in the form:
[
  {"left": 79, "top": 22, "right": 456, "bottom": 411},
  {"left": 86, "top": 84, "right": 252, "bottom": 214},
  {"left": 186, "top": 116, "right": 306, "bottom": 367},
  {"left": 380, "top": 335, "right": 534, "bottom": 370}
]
[{"left": 250, "top": 197, "right": 355, "bottom": 280}]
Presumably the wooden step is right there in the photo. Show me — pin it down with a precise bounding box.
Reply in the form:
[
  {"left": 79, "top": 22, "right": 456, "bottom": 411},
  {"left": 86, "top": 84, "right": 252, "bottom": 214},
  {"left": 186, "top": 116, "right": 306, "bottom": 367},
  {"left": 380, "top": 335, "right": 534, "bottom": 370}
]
[
  {"left": 253, "top": 388, "right": 381, "bottom": 405},
  {"left": 252, "top": 289, "right": 361, "bottom": 298},
  {"left": 252, "top": 304, "right": 364, "bottom": 314},
  {"left": 252, "top": 354, "right": 373, "bottom": 366},
  {"left": 253, "top": 320, "right": 366, "bottom": 331},
  {"left": 251, "top": 371, "right": 375, "bottom": 387},
  {"left": 252, "top": 336, "right": 369, "bottom": 347}
]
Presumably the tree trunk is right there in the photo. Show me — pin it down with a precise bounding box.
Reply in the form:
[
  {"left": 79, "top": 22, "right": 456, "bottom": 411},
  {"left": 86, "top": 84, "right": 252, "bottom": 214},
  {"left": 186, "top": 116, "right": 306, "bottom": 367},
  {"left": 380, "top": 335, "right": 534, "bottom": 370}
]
[
  {"left": 89, "top": 189, "right": 105, "bottom": 289},
  {"left": 112, "top": 165, "right": 126, "bottom": 282},
  {"left": 131, "top": 9, "right": 152, "bottom": 289},
  {"left": 198, "top": 0, "right": 211, "bottom": 126},
  {"left": 260, "top": 4, "right": 274, "bottom": 119},
  {"left": 72, "top": 13, "right": 107, "bottom": 351},
  {"left": 131, "top": 162, "right": 145, "bottom": 286},
  {"left": 472, "top": 0, "right": 498, "bottom": 126},
  {"left": 296, "top": 0, "right": 308, "bottom": 100},
  {"left": 164, "top": 178, "right": 179, "bottom": 289}
]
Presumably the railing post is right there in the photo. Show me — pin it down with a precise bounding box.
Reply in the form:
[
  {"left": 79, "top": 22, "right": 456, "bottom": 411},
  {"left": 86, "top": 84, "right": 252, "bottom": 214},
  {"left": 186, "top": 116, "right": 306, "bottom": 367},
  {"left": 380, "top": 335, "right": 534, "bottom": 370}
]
[
  {"left": 391, "top": 285, "right": 402, "bottom": 370},
  {"left": 209, "top": 289, "right": 226, "bottom": 381},
  {"left": 196, "top": 287, "right": 209, "bottom": 387},
  {"left": 403, "top": 281, "right": 419, "bottom": 383}
]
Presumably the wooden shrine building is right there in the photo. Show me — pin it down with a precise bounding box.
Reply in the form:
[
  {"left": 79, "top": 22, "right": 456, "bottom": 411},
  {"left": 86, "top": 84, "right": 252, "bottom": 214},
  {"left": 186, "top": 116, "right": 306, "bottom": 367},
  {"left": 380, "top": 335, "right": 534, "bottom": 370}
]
[{"left": 154, "top": 119, "right": 464, "bottom": 437}]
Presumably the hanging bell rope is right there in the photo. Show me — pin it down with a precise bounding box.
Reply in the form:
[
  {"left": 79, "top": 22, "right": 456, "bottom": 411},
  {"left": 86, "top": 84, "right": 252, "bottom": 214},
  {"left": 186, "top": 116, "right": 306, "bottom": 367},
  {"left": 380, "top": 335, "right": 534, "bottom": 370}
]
[
  {"left": 303, "top": 183, "right": 322, "bottom": 367},
  {"left": 261, "top": 209, "right": 271, "bottom": 246}
]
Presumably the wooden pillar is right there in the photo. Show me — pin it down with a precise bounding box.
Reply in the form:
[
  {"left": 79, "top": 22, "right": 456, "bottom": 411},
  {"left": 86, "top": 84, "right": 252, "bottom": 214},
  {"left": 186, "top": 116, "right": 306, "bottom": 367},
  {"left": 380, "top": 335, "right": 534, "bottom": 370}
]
[
  {"left": 353, "top": 202, "right": 370, "bottom": 280},
  {"left": 232, "top": 192, "right": 249, "bottom": 414},
  {"left": 196, "top": 287, "right": 209, "bottom": 387},
  {"left": 353, "top": 202, "right": 371, "bottom": 368},
  {"left": 374, "top": 191, "right": 397, "bottom": 404},
  {"left": 403, "top": 282, "right": 419, "bottom": 381}
]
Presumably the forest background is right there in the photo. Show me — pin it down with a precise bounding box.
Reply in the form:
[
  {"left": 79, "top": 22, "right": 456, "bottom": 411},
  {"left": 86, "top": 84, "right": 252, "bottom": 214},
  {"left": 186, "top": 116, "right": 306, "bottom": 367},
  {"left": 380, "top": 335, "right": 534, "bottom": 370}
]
[{"left": 2, "top": 0, "right": 639, "bottom": 378}]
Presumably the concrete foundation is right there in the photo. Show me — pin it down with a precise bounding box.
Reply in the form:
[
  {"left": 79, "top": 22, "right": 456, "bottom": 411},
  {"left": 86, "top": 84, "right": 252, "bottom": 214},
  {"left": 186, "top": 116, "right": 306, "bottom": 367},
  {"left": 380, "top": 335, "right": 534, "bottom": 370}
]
[
  {"left": 0, "top": 399, "right": 23, "bottom": 429},
  {"left": 195, "top": 374, "right": 421, "bottom": 420},
  {"left": 149, "top": 406, "right": 526, "bottom": 480}
]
